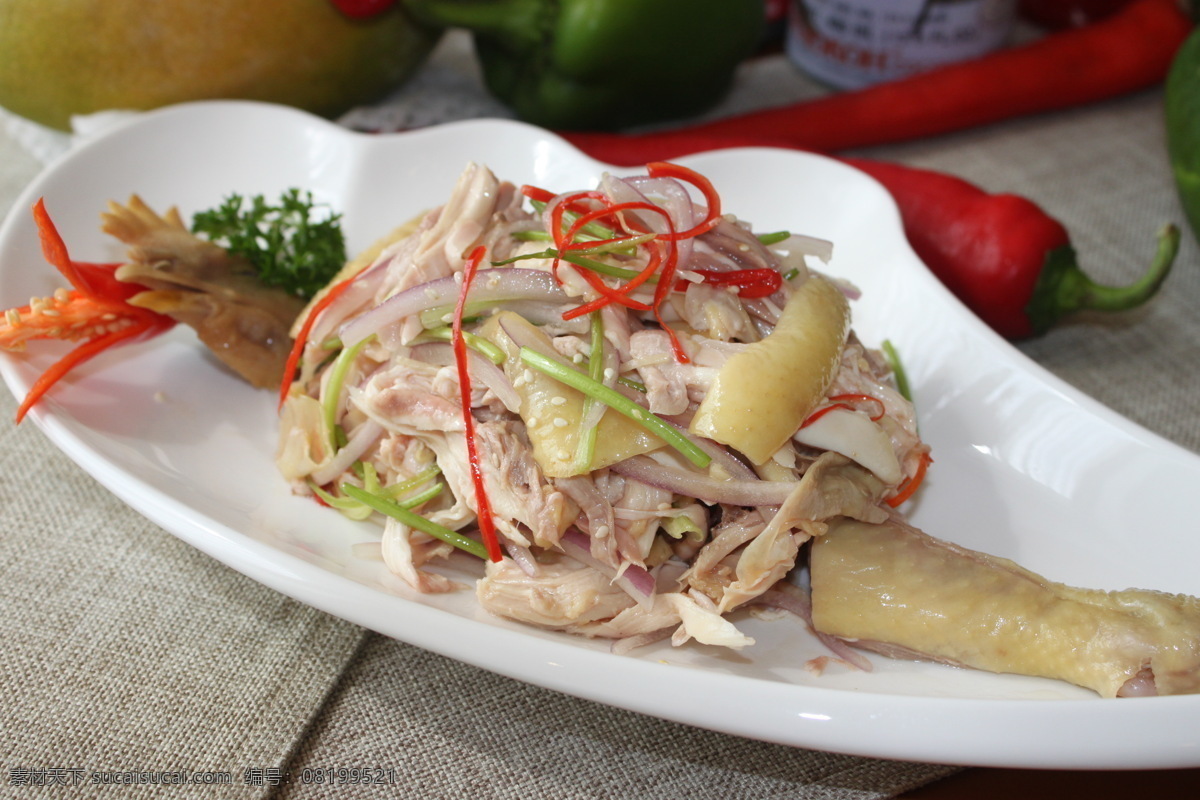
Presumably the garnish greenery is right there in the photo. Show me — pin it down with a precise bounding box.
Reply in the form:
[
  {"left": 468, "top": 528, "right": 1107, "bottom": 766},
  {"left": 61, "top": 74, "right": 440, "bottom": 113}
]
[{"left": 191, "top": 189, "right": 346, "bottom": 299}]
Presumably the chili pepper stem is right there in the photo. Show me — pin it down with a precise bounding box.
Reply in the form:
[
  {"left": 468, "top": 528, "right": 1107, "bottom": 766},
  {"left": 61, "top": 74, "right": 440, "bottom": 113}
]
[
  {"left": 1027, "top": 224, "right": 1179, "bottom": 335},
  {"left": 404, "top": 0, "right": 545, "bottom": 47}
]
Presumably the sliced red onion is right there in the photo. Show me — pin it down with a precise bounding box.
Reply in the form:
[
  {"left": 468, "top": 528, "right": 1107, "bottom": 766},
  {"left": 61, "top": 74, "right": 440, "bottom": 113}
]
[
  {"left": 464, "top": 351, "right": 521, "bottom": 413},
  {"left": 310, "top": 419, "right": 384, "bottom": 486},
  {"left": 503, "top": 542, "right": 541, "bottom": 577},
  {"left": 307, "top": 267, "right": 389, "bottom": 351},
  {"left": 786, "top": 233, "right": 834, "bottom": 264},
  {"left": 611, "top": 455, "right": 799, "bottom": 507},
  {"left": 496, "top": 300, "right": 588, "bottom": 332},
  {"left": 660, "top": 416, "right": 757, "bottom": 481},
  {"left": 339, "top": 268, "right": 567, "bottom": 348},
  {"left": 406, "top": 341, "right": 452, "bottom": 364},
  {"left": 559, "top": 528, "right": 656, "bottom": 607},
  {"left": 602, "top": 174, "right": 696, "bottom": 270},
  {"left": 496, "top": 315, "right": 577, "bottom": 371},
  {"left": 409, "top": 341, "right": 522, "bottom": 414}
]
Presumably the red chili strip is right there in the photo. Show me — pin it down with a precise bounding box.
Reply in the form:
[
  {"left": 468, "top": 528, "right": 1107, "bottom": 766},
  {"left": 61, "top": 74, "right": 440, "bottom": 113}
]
[
  {"left": 546, "top": 191, "right": 609, "bottom": 280},
  {"left": 278, "top": 276, "right": 356, "bottom": 410},
  {"left": 646, "top": 161, "right": 722, "bottom": 239},
  {"left": 560, "top": 245, "right": 663, "bottom": 321},
  {"left": 453, "top": 246, "right": 503, "bottom": 562},
  {"left": 801, "top": 393, "right": 886, "bottom": 428},
  {"left": 561, "top": 201, "right": 661, "bottom": 253},
  {"left": 569, "top": 263, "right": 652, "bottom": 312},
  {"left": 887, "top": 451, "right": 933, "bottom": 508},
  {"left": 521, "top": 185, "right": 555, "bottom": 204},
  {"left": 678, "top": 268, "right": 782, "bottom": 298}
]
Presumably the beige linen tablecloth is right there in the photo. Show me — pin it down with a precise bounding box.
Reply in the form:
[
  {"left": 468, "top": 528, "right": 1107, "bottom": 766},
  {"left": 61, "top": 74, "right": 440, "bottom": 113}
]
[{"left": 1, "top": 33, "right": 1198, "bottom": 799}]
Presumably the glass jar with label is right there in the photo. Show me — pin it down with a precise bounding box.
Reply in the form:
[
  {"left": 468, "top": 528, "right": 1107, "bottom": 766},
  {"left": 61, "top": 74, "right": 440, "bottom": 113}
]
[{"left": 787, "top": 0, "right": 1018, "bottom": 90}]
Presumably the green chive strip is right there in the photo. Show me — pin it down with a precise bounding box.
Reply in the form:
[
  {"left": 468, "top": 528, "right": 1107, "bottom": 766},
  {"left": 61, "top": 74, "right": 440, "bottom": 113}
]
[
  {"left": 618, "top": 375, "right": 647, "bottom": 393},
  {"left": 311, "top": 481, "right": 444, "bottom": 521},
  {"left": 322, "top": 335, "right": 371, "bottom": 449},
  {"left": 882, "top": 339, "right": 912, "bottom": 403},
  {"left": 418, "top": 326, "right": 506, "bottom": 364},
  {"left": 310, "top": 464, "right": 444, "bottom": 522},
  {"left": 491, "top": 236, "right": 653, "bottom": 272},
  {"left": 341, "top": 483, "right": 489, "bottom": 560},
  {"left": 491, "top": 248, "right": 636, "bottom": 280},
  {"left": 528, "top": 198, "right": 620, "bottom": 242},
  {"left": 418, "top": 301, "right": 498, "bottom": 330},
  {"left": 572, "top": 312, "right": 605, "bottom": 472},
  {"left": 519, "top": 347, "right": 711, "bottom": 469},
  {"left": 310, "top": 482, "right": 374, "bottom": 521},
  {"left": 510, "top": 230, "right": 553, "bottom": 242},
  {"left": 757, "top": 230, "right": 791, "bottom": 246},
  {"left": 381, "top": 463, "right": 443, "bottom": 501}
]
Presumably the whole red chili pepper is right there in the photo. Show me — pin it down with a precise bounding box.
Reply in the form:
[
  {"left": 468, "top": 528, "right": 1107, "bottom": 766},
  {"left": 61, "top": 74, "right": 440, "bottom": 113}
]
[
  {"left": 842, "top": 158, "right": 1180, "bottom": 339},
  {"left": 562, "top": 0, "right": 1192, "bottom": 163}
]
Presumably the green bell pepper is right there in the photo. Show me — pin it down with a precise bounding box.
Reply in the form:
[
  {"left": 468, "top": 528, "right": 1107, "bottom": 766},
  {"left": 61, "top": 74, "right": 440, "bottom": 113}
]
[{"left": 405, "top": 0, "right": 765, "bottom": 130}]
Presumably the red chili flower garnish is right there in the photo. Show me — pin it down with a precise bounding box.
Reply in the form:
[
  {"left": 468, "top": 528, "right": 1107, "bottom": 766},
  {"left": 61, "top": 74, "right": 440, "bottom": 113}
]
[
  {"left": 453, "top": 245, "right": 502, "bottom": 562},
  {"left": 2, "top": 199, "right": 175, "bottom": 422}
]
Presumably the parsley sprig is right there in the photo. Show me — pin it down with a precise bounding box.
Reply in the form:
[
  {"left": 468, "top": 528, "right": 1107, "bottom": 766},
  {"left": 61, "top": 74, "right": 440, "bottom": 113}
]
[{"left": 191, "top": 189, "right": 346, "bottom": 299}]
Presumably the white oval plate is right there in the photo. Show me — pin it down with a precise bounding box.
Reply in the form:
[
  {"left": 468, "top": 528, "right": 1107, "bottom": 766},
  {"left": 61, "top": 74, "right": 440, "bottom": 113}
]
[{"left": 3, "top": 101, "right": 1199, "bottom": 769}]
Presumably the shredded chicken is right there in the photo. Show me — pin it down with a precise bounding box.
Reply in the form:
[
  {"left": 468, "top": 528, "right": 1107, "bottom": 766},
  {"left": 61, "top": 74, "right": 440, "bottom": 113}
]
[{"left": 270, "top": 162, "right": 1200, "bottom": 697}]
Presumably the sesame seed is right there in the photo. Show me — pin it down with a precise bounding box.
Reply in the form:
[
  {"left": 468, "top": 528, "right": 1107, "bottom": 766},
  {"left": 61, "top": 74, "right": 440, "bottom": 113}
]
[
  {"left": 602, "top": 368, "right": 615, "bottom": 381},
  {"left": 552, "top": 417, "right": 568, "bottom": 428},
  {"left": 594, "top": 525, "right": 610, "bottom": 539},
  {"left": 550, "top": 396, "right": 566, "bottom": 406}
]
